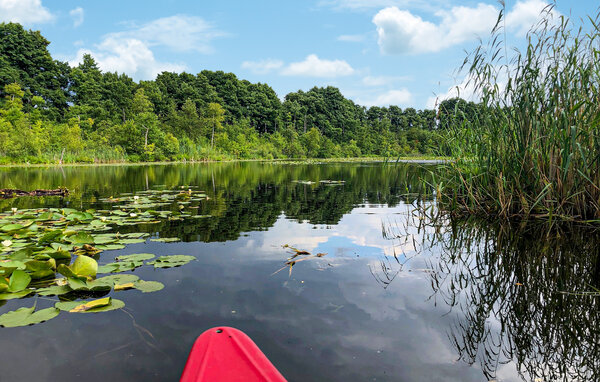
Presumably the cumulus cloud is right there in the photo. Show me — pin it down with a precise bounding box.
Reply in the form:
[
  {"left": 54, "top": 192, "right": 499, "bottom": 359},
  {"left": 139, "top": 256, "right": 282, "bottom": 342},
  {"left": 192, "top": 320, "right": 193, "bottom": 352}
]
[
  {"left": 69, "top": 7, "right": 84, "bottom": 28},
  {"left": 506, "top": 0, "right": 558, "bottom": 36},
  {"left": 107, "top": 15, "right": 224, "bottom": 54},
  {"left": 281, "top": 54, "right": 355, "bottom": 77},
  {"left": 66, "top": 14, "right": 225, "bottom": 80},
  {"left": 0, "top": 0, "right": 53, "bottom": 25},
  {"left": 337, "top": 34, "right": 365, "bottom": 42},
  {"left": 373, "top": 0, "right": 556, "bottom": 55},
  {"left": 359, "top": 89, "right": 413, "bottom": 107},
  {"left": 373, "top": 3, "right": 497, "bottom": 54},
  {"left": 241, "top": 59, "right": 284, "bottom": 74},
  {"left": 69, "top": 38, "right": 186, "bottom": 81}
]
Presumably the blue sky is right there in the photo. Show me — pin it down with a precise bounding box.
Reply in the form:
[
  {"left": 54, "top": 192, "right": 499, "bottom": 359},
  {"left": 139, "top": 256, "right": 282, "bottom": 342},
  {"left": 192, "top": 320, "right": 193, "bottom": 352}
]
[{"left": 0, "top": 0, "right": 596, "bottom": 109}]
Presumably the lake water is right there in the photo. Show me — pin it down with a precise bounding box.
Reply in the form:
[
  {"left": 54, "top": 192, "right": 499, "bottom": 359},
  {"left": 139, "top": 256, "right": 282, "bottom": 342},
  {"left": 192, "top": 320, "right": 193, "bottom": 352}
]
[{"left": 0, "top": 162, "right": 597, "bottom": 381}]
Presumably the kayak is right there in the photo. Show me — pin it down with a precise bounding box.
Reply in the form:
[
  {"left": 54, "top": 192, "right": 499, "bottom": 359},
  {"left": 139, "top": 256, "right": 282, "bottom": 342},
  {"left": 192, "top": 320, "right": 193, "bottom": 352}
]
[{"left": 180, "top": 327, "right": 287, "bottom": 382}]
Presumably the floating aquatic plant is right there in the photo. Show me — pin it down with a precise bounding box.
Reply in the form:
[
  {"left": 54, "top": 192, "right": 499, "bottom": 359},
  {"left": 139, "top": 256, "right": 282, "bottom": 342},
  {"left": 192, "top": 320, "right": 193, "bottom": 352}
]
[{"left": 0, "top": 188, "right": 206, "bottom": 327}]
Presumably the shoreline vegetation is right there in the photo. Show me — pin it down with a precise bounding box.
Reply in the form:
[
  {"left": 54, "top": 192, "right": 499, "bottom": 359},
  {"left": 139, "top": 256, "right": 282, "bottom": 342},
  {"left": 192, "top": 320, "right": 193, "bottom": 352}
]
[
  {"left": 0, "top": 23, "right": 465, "bottom": 167},
  {"left": 0, "top": 156, "right": 449, "bottom": 168},
  {"left": 436, "top": 5, "right": 600, "bottom": 225}
]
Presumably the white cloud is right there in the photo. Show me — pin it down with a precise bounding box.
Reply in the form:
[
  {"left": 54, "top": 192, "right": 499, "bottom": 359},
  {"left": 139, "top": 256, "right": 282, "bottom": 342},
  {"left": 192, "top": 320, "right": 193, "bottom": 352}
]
[
  {"left": 69, "top": 37, "right": 186, "bottom": 81},
  {"left": 359, "top": 89, "right": 413, "bottom": 107},
  {"left": 0, "top": 0, "right": 53, "bottom": 25},
  {"left": 373, "top": 1, "right": 556, "bottom": 55},
  {"left": 373, "top": 4, "right": 497, "bottom": 55},
  {"left": 281, "top": 54, "right": 355, "bottom": 77},
  {"left": 506, "top": 0, "right": 559, "bottom": 36},
  {"left": 362, "top": 75, "right": 410, "bottom": 87},
  {"left": 66, "top": 14, "right": 224, "bottom": 81},
  {"left": 337, "top": 34, "right": 365, "bottom": 42},
  {"left": 241, "top": 59, "right": 284, "bottom": 74},
  {"left": 108, "top": 15, "right": 224, "bottom": 54},
  {"left": 69, "top": 7, "right": 84, "bottom": 28}
]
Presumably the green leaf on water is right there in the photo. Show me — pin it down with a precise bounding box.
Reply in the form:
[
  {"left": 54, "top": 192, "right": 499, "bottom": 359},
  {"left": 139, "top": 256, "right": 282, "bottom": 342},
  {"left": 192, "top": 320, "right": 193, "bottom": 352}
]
[
  {"left": 0, "top": 290, "right": 33, "bottom": 300},
  {"left": 95, "top": 274, "right": 140, "bottom": 285},
  {"left": 8, "top": 270, "right": 31, "bottom": 292},
  {"left": 0, "top": 306, "right": 60, "bottom": 327},
  {"left": 36, "top": 285, "right": 72, "bottom": 296},
  {"left": 96, "top": 263, "right": 121, "bottom": 273},
  {"left": 117, "top": 238, "right": 146, "bottom": 244},
  {"left": 150, "top": 237, "right": 180, "bottom": 243},
  {"left": 70, "top": 255, "right": 98, "bottom": 278},
  {"left": 67, "top": 232, "right": 94, "bottom": 245},
  {"left": 25, "top": 259, "right": 56, "bottom": 279},
  {"left": 95, "top": 244, "right": 126, "bottom": 251},
  {"left": 133, "top": 280, "right": 164, "bottom": 293},
  {"left": 0, "top": 260, "right": 26, "bottom": 270},
  {"left": 115, "top": 253, "right": 155, "bottom": 262},
  {"left": 67, "top": 277, "right": 111, "bottom": 292},
  {"left": 148, "top": 255, "right": 195, "bottom": 268},
  {"left": 57, "top": 263, "right": 77, "bottom": 278},
  {"left": 55, "top": 298, "right": 125, "bottom": 313},
  {"left": 38, "top": 230, "right": 64, "bottom": 244},
  {"left": 1, "top": 224, "right": 24, "bottom": 232}
]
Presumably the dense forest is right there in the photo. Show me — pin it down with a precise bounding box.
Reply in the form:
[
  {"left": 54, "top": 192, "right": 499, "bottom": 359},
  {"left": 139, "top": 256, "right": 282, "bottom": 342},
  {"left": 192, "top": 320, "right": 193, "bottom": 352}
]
[{"left": 0, "top": 22, "right": 475, "bottom": 164}]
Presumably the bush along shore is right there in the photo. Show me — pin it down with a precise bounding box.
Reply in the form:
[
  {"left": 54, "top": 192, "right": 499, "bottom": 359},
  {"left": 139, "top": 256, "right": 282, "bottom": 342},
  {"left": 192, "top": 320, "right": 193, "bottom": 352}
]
[
  {"left": 0, "top": 22, "right": 477, "bottom": 165},
  {"left": 436, "top": 5, "right": 600, "bottom": 225}
]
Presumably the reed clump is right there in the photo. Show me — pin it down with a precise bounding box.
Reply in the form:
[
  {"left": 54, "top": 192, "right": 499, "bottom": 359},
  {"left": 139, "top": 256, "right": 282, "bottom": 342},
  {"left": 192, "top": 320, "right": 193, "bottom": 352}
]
[{"left": 438, "top": 4, "right": 600, "bottom": 224}]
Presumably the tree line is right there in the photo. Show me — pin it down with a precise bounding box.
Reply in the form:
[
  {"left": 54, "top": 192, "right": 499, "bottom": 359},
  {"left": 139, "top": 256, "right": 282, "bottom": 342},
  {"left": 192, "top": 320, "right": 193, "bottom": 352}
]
[{"left": 0, "top": 22, "right": 478, "bottom": 163}]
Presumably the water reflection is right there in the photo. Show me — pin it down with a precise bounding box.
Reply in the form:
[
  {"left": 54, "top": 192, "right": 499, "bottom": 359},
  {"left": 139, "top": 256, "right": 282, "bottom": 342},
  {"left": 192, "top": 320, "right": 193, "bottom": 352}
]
[
  {"left": 1, "top": 162, "right": 596, "bottom": 381},
  {"left": 425, "top": 219, "right": 600, "bottom": 381},
  {"left": 0, "top": 162, "right": 433, "bottom": 240}
]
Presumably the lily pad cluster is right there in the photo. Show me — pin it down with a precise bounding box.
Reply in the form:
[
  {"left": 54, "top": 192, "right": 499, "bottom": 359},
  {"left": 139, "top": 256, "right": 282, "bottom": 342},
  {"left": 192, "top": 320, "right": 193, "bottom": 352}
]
[{"left": 0, "top": 189, "right": 203, "bottom": 328}]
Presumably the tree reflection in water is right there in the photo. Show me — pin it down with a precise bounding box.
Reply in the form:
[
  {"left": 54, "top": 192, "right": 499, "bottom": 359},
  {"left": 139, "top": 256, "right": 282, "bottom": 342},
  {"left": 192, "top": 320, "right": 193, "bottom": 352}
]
[{"left": 417, "top": 218, "right": 600, "bottom": 381}]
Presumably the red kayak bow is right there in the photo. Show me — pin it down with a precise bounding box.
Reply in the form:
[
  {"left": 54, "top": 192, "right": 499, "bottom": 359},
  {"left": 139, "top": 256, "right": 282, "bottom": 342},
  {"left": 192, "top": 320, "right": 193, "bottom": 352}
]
[{"left": 180, "top": 327, "right": 287, "bottom": 382}]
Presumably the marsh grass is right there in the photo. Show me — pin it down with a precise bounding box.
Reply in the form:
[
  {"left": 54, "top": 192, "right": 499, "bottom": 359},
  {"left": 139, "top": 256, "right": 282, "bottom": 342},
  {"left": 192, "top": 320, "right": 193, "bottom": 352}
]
[{"left": 438, "top": 3, "right": 600, "bottom": 224}]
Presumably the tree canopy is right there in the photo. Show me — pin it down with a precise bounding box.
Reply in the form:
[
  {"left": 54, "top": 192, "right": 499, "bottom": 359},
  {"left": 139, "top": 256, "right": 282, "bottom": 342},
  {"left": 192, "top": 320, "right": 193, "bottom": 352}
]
[{"left": 0, "top": 22, "right": 465, "bottom": 164}]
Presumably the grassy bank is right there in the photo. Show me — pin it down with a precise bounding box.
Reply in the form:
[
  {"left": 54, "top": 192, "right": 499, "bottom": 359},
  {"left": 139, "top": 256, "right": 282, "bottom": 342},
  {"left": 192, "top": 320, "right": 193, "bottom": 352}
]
[{"left": 436, "top": 6, "right": 600, "bottom": 224}]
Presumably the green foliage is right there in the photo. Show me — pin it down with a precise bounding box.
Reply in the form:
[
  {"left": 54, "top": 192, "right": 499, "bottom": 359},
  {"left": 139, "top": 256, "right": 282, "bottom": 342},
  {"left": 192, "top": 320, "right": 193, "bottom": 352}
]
[
  {"left": 437, "top": 6, "right": 600, "bottom": 223},
  {"left": 0, "top": 22, "right": 441, "bottom": 163},
  {"left": 0, "top": 188, "right": 204, "bottom": 326}
]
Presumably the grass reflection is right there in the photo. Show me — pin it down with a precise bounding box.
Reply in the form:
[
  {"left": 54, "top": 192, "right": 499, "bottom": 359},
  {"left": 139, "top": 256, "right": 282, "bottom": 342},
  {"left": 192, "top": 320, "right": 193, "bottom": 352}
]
[{"left": 425, "top": 220, "right": 600, "bottom": 381}]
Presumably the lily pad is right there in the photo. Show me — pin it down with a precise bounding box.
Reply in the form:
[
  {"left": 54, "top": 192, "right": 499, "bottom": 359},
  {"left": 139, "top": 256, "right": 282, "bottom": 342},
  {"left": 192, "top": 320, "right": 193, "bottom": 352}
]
[
  {"left": 0, "top": 290, "right": 33, "bottom": 300},
  {"left": 7, "top": 270, "right": 31, "bottom": 292},
  {"left": 95, "top": 274, "right": 140, "bottom": 285},
  {"left": 55, "top": 297, "right": 125, "bottom": 313},
  {"left": 0, "top": 306, "right": 60, "bottom": 327},
  {"left": 117, "top": 238, "right": 146, "bottom": 244},
  {"left": 133, "top": 280, "right": 164, "bottom": 293},
  {"left": 1, "top": 224, "right": 24, "bottom": 232},
  {"left": 115, "top": 253, "right": 155, "bottom": 262},
  {"left": 150, "top": 237, "right": 180, "bottom": 243},
  {"left": 148, "top": 255, "right": 196, "bottom": 268},
  {"left": 114, "top": 282, "right": 135, "bottom": 291},
  {"left": 36, "top": 285, "right": 72, "bottom": 296},
  {"left": 70, "top": 255, "right": 98, "bottom": 278},
  {"left": 67, "top": 232, "right": 94, "bottom": 245}
]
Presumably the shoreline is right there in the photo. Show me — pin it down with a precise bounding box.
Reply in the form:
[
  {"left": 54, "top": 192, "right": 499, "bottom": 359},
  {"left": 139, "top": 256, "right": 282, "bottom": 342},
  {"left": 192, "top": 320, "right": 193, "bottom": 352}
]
[{"left": 0, "top": 156, "right": 450, "bottom": 169}]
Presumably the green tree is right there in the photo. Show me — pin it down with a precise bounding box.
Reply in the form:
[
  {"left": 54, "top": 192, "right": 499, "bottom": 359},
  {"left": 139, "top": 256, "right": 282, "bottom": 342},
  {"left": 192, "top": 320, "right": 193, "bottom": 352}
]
[
  {"left": 0, "top": 23, "right": 69, "bottom": 117},
  {"left": 204, "top": 103, "right": 225, "bottom": 148}
]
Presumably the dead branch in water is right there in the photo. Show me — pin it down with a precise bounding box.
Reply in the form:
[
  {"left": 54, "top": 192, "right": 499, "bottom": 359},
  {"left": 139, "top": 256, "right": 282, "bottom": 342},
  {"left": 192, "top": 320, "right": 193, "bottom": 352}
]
[{"left": 0, "top": 188, "right": 69, "bottom": 199}]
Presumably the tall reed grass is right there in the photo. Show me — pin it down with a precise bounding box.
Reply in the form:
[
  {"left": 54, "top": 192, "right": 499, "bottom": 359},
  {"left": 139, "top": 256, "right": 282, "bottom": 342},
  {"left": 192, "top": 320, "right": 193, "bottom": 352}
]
[{"left": 437, "top": 4, "right": 600, "bottom": 223}]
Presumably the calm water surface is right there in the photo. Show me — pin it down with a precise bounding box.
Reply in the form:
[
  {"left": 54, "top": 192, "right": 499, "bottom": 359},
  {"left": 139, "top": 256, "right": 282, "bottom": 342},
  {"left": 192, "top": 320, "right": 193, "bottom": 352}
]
[{"left": 0, "top": 162, "right": 597, "bottom": 381}]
